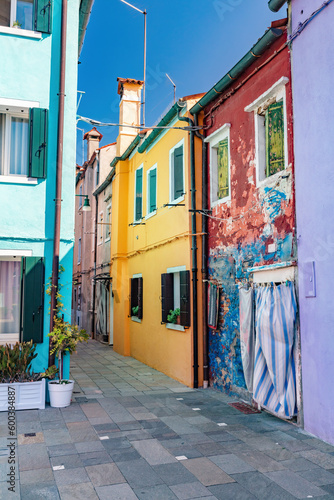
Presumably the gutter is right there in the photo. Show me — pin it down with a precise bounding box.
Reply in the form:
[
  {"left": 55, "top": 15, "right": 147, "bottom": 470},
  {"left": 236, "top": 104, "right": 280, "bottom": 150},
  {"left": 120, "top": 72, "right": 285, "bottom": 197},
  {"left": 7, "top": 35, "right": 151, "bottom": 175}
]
[
  {"left": 138, "top": 101, "right": 185, "bottom": 154},
  {"left": 268, "top": 0, "right": 287, "bottom": 12},
  {"left": 78, "top": 0, "right": 95, "bottom": 55},
  {"left": 93, "top": 134, "right": 142, "bottom": 196},
  {"left": 190, "top": 27, "right": 284, "bottom": 116}
]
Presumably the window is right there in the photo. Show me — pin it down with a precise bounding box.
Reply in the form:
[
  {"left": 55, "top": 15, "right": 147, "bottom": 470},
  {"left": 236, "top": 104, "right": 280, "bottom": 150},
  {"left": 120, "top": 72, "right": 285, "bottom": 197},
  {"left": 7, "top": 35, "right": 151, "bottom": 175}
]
[
  {"left": 206, "top": 124, "right": 231, "bottom": 206},
  {"left": 0, "top": 255, "right": 44, "bottom": 345},
  {"left": 0, "top": 103, "right": 48, "bottom": 179},
  {"left": 0, "top": 0, "right": 52, "bottom": 33},
  {"left": 146, "top": 164, "right": 157, "bottom": 217},
  {"left": 95, "top": 158, "right": 99, "bottom": 187},
  {"left": 161, "top": 267, "right": 190, "bottom": 328},
  {"left": 105, "top": 203, "right": 111, "bottom": 241},
  {"left": 130, "top": 275, "right": 143, "bottom": 320},
  {"left": 169, "top": 140, "right": 184, "bottom": 203},
  {"left": 78, "top": 237, "right": 81, "bottom": 264},
  {"left": 79, "top": 185, "right": 83, "bottom": 207},
  {"left": 245, "top": 77, "right": 289, "bottom": 183},
  {"left": 98, "top": 211, "right": 103, "bottom": 245},
  {"left": 134, "top": 165, "right": 143, "bottom": 222}
]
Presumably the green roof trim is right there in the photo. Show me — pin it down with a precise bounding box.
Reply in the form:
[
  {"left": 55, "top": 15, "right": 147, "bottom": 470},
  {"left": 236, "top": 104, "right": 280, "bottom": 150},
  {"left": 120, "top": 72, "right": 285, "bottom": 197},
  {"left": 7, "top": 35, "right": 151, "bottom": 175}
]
[
  {"left": 268, "top": 0, "right": 287, "bottom": 12},
  {"left": 93, "top": 134, "right": 142, "bottom": 196},
  {"left": 78, "top": 0, "right": 95, "bottom": 55},
  {"left": 190, "top": 27, "right": 284, "bottom": 116},
  {"left": 138, "top": 101, "right": 186, "bottom": 154}
]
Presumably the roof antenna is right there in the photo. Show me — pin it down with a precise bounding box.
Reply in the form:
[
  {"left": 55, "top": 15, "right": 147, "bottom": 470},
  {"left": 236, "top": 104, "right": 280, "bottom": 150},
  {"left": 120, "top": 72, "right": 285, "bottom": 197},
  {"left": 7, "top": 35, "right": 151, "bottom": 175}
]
[{"left": 166, "top": 73, "right": 176, "bottom": 104}]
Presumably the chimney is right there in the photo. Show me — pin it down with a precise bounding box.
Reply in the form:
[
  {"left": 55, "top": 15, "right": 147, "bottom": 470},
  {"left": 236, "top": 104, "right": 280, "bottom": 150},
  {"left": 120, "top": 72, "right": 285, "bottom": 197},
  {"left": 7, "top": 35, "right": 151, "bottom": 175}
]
[
  {"left": 116, "top": 78, "right": 143, "bottom": 156},
  {"left": 84, "top": 127, "right": 103, "bottom": 161}
]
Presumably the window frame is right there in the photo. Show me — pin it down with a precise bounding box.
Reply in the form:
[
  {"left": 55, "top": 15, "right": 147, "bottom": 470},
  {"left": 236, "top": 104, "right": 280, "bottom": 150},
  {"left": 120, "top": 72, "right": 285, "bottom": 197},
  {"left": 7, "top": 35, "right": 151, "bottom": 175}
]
[
  {"left": 205, "top": 123, "right": 231, "bottom": 207},
  {"left": 130, "top": 274, "right": 143, "bottom": 322},
  {"left": 244, "top": 77, "right": 289, "bottom": 186},
  {"left": 105, "top": 202, "right": 111, "bottom": 242},
  {"left": 134, "top": 164, "right": 143, "bottom": 223},
  {"left": 0, "top": 0, "right": 52, "bottom": 36},
  {"left": 169, "top": 138, "right": 185, "bottom": 205},
  {"left": 78, "top": 237, "right": 81, "bottom": 264},
  {"left": 161, "top": 265, "right": 190, "bottom": 331},
  {"left": 98, "top": 211, "right": 103, "bottom": 246},
  {"left": 146, "top": 163, "right": 157, "bottom": 219}
]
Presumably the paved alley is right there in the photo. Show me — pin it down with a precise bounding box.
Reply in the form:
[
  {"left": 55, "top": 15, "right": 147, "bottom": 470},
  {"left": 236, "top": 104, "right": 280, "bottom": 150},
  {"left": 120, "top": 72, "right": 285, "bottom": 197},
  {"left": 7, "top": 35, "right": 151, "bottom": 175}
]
[{"left": 1, "top": 339, "right": 334, "bottom": 499}]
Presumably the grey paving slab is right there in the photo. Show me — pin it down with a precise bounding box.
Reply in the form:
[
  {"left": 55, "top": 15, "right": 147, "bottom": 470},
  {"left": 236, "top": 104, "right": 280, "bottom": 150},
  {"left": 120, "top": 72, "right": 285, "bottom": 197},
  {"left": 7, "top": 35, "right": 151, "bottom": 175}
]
[
  {"left": 131, "top": 438, "right": 176, "bottom": 465},
  {"left": 299, "top": 449, "right": 334, "bottom": 469},
  {"left": 18, "top": 443, "right": 50, "bottom": 471},
  {"left": 209, "top": 482, "right": 257, "bottom": 499},
  {"left": 20, "top": 467, "right": 54, "bottom": 484},
  {"left": 66, "top": 421, "right": 99, "bottom": 442},
  {"left": 161, "top": 416, "right": 201, "bottom": 435},
  {"left": 117, "top": 458, "right": 164, "bottom": 487},
  {"left": 297, "top": 468, "right": 334, "bottom": 486},
  {"left": 280, "top": 457, "right": 321, "bottom": 471},
  {"left": 95, "top": 482, "right": 138, "bottom": 499},
  {"left": 181, "top": 457, "right": 235, "bottom": 486},
  {"left": 153, "top": 462, "right": 198, "bottom": 486},
  {"left": 264, "top": 469, "right": 329, "bottom": 498},
  {"left": 209, "top": 453, "right": 256, "bottom": 474},
  {"left": 85, "top": 462, "right": 126, "bottom": 486},
  {"left": 231, "top": 471, "right": 296, "bottom": 500},
  {"left": 79, "top": 450, "right": 113, "bottom": 466},
  {"left": 0, "top": 479, "right": 20, "bottom": 499},
  {"left": 53, "top": 466, "right": 90, "bottom": 486},
  {"left": 134, "top": 484, "right": 178, "bottom": 499},
  {"left": 47, "top": 443, "right": 78, "bottom": 457},
  {"left": 74, "top": 440, "right": 104, "bottom": 453},
  {"left": 20, "top": 481, "right": 59, "bottom": 500},
  {"left": 58, "top": 482, "right": 99, "bottom": 500},
  {"left": 235, "top": 449, "right": 286, "bottom": 473},
  {"left": 169, "top": 481, "right": 213, "bottom": 499},
  {"left": 50, "top": 453, "right": 83, "bottom": 470}
]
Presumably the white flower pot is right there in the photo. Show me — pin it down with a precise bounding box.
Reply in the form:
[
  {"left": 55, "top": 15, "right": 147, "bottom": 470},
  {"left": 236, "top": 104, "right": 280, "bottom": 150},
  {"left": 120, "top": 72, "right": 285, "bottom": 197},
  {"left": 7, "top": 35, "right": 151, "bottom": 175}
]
[
  {"left": 0, "top": 379, "right": 45, "bottom": 412},
  {"left": 48, "top": 380, "right": 74, "bottom": 408}
]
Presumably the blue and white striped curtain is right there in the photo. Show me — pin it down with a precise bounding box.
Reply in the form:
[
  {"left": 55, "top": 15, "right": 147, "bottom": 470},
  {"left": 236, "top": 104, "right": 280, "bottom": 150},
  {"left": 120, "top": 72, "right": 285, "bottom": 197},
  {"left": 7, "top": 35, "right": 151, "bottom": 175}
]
[{"left": 253, "top": 282, "right": 297, "bottom": 419}]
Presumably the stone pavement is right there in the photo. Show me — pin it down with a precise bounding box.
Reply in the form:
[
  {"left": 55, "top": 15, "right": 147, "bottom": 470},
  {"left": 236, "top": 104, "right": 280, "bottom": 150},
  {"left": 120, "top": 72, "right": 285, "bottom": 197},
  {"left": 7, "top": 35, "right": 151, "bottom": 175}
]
[{"left": 1, "top": 340, "right": 334, "bottom": 499}]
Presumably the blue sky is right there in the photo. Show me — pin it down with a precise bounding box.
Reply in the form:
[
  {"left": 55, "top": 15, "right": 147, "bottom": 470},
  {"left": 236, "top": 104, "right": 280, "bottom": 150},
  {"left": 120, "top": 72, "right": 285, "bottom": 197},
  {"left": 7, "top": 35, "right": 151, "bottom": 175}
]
[{"left": 76, "top": 0, "right": 285, "bottom": 164}]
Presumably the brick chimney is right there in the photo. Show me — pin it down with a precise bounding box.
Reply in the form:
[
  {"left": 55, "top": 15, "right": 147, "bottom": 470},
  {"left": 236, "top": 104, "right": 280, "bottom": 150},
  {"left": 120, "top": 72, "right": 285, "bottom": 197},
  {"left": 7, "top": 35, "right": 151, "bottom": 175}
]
[
  {"left": 116, "top": 78, "right": 143, "bottom": 156},
  {"left": 84, "top": 127, "right": 103, "bottom": 161}
]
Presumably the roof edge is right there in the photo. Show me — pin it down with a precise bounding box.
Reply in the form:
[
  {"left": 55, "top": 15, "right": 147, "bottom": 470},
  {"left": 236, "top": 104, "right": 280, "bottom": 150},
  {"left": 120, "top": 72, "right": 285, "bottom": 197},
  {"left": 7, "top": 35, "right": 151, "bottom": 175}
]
[
  {"left": 78, "top": 0, "right": 95, "bottom": 55},
  {"left": 268, "top": 0, "right": 287, "bottom": 13}
]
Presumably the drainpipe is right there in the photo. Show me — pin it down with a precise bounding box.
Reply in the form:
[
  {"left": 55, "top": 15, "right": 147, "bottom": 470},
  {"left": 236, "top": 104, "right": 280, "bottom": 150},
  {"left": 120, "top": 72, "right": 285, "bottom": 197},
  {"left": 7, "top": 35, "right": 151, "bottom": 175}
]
[
  {"left": 193, "top": 113, "right": 209, "bottom": 388},
  {"left": 178, "top": 108, "right": 198, "bottom": 389},
  {"left": 91, "top": 193, "right": 98, "bottom": 339},
  {"left": 49, "top": 0, "right": 68, "bottom": 366}
]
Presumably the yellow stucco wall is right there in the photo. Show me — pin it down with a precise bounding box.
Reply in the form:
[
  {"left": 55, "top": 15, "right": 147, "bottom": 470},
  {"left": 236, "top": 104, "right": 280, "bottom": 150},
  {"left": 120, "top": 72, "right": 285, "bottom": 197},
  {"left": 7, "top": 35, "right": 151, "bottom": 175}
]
[{"left": 110, "top": 108, "right": 204, "bottom": 387}]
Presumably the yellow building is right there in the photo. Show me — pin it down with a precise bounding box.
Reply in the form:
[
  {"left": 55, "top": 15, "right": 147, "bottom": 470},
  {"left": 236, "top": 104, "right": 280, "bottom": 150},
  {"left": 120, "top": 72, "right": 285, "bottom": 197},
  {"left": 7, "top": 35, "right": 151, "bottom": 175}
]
[{"left": 93, "top": 78, "right": 205, "bottom": 388}]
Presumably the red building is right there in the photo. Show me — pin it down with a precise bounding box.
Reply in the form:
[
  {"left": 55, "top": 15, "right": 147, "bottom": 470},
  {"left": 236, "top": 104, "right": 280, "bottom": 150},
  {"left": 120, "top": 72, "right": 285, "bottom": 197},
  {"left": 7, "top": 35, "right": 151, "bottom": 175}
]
[{"left": 191, "top": 21, "right": 300, "bottom": 418}]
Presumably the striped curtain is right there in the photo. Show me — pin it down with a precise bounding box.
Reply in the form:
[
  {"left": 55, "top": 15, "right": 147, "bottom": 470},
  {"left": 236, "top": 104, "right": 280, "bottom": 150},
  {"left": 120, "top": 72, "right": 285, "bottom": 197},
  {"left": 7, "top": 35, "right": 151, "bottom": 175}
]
[{"left": 253, "top": 282, "right": 297, "bottom": 419}]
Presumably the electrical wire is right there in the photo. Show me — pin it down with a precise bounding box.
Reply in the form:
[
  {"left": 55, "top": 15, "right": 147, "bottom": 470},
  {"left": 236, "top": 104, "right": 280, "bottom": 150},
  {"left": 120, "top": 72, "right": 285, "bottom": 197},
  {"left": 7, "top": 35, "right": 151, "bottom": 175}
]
[
  {"left": 77, "top": 115, "right": 203, "bottom": 132},
  {"left": 288, "top": 0, "right": 333, "bottom": 43}
]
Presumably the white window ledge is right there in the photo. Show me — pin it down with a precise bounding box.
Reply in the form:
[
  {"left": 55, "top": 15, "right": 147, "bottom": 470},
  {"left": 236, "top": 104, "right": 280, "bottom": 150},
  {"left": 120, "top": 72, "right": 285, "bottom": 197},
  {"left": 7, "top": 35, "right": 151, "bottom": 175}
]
[
  {"left": 145, "top": 210, "right": 157, "bottom": 220},
  {"left": 131, "top": 316, "right": 141, "bottom": 323},
  {"left": 0, "top": 26, "right": 42, "bottom": 39},
  {"left": 0, "top": 175, "right": 38, "bottom": 185},
  {"left": 166, "top": 323, "right": 185, "bottom": 332}
]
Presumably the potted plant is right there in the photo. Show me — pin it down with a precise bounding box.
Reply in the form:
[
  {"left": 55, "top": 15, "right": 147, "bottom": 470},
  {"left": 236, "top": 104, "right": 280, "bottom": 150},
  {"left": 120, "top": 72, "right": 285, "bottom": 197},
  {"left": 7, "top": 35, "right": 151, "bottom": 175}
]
[
  {"left": 0, "top": 341, "right": 46, "bottom": 411},
  {"left": 132, "top": 305, "right": 139, "bottom": 317},
  {"left": 167, "top": 308, "right": 181, "bottom": 325},
  {"left": 46, "top": 269, "right": 89, "bottom": 408},
  {"left": 12, "top": 20, "right": 22, "bottom": 29}
]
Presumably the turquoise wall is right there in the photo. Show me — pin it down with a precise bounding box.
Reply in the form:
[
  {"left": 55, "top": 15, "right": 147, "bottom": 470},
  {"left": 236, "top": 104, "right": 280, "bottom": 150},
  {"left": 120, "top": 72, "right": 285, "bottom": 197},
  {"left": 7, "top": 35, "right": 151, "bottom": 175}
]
[{"left": 0, "top": 0, "right": 80, "bottom": 378}]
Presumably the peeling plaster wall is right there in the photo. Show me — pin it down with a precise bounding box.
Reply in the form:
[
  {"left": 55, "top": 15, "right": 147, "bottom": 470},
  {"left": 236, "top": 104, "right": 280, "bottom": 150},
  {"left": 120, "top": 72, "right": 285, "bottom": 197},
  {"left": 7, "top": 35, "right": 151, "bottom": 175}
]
[{"left": 203, "top": 38, "right": 296, "bottom": 394}]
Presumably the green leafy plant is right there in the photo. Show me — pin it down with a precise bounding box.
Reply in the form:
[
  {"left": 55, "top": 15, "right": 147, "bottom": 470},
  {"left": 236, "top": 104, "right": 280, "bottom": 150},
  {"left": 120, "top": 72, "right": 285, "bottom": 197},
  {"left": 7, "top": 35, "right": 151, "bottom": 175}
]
[
  {"left": 40, "top": 365, "right": 59, "bottom": 380},
  {"left": 167, "top": 308, "right": 181, "bottom": 324},
  {"left": 47, "top": 266, "right": 89, "bottom": 382},
  {"left": 132, "top": 305, "right": 139, "bottom": 316},
  {"left": 12, "top": 20, "right": 22, "bottom": 28},
  {"left": 0, "top": 341, "right": 40, "bottom": 383}
]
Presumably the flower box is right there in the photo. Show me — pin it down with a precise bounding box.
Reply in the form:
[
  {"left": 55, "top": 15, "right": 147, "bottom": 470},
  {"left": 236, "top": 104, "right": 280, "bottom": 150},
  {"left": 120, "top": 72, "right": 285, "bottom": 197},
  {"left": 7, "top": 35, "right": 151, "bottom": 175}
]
[{"left": 0, "top": 379, "right": 45, "bottom": 412}]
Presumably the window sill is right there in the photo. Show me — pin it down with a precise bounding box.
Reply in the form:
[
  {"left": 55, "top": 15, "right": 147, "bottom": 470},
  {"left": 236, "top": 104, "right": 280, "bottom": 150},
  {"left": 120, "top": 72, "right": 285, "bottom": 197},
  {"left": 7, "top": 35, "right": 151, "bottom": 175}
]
[
  {"left": 131, "top": 316, "right": 141, "bottom": 323},
  {"left": 104, "top": 237, "right": 111, "bottom": 243},
  {"left": 256, "top": 167, "right": 290, "bottom": 189},
  {"left": 169, "top": 195, "right": 185, "bottom": 206},
  {"left": 0, "top": 175, "right": 38, "bottom": 185},
  {"left": 0, "top": 26, "right": 42, "bottom": 39},
  {"left": 211, "top": 195, "right": 231, "bottom": 209},
  {"left": 166, "top": 323, "right": 185, "bottom": 332},
  {"left": 145, "top": 211, "right": 156, "bottom": 220}
]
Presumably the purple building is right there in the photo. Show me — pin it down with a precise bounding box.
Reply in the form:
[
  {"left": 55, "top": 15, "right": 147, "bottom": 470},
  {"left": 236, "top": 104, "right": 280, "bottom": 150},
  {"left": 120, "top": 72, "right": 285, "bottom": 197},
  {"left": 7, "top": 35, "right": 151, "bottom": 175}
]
[{"left": 269, "top": 0, "right": 334, "bottom": 444}]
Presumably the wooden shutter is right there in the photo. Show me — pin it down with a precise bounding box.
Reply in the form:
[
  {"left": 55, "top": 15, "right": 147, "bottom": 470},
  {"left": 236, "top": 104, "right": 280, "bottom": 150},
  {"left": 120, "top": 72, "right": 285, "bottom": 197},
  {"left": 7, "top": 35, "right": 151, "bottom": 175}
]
[
  {"left": 217, "top": 138, "right": 229, "bottom": 199},
  {"left": 180, "top": 270, "right": 191, "bottom": 327},
  {"left": 34, "top": 0, "right": 52, "bottom": 34},
  {"left": 135, "top": 168, "right": 143, "bottom": 221},
  {"left": 208, "top": 282, "right": 219, "bottom": 329},
  {"left": 161, "top": 273, "right": 174, "bottom": 323},
  {"left": 29, "top": 108, "right": 48, "bottom": 178},
  {"left": 21, "top": 257, "right": 44, "bottom": 344},
  {"left": 137, "top": 277, "right": 143, "bottom": 319},
  {"left": 173, "top": 145, "right": 183, "bottom": 200},
  {"left": 149, "top": 169, "right": 157, "bottom": 212},
  {"left": 130, "top": 278, "right": 138, "bottom": 314},
  {"left": 266, "top": 100, "right": 285, "bottom": 177}
]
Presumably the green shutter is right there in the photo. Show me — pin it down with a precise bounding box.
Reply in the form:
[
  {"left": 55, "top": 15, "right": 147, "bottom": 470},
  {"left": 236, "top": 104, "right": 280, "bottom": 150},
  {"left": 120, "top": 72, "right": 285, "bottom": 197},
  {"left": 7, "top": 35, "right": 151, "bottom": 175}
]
[
  {"left": 161, "top": 273, "right": 174, "bottom": 324},
  {"left": 180, "top": 270, "right": 191, "bottom": 327},
  {"left": 266, "top": 100, "right": 285, "bottom": 177},
  {"left": 34, "top": 0, "right": 52, "bottom": 34},
  {"left": 135, "top": 168, "right": 143, "bottom": 221},
  {"left": 149, "top": 168, "right": 157, "bottom": 213},
  {"left": 173, "top": 145, "right": 183, "bottom": 200},
  {"left": 217, "top": 138, "right": 229, "bottom": 199},
  {"left": 21, "top": 257, "right": 45, "bottom": 344},
  {"left": 29, "top": 108, "right": 48, "bottom": 178},
  {"left": 137, "top": 277, "right": 143, "bottom": 319}
]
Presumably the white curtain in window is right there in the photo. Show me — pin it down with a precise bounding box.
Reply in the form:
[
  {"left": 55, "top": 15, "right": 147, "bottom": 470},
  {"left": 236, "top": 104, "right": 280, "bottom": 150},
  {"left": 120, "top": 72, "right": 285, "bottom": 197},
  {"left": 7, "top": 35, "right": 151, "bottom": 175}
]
[
  {"left": 0, "top": 114, "right": 4, "bottom": 175},
  {"left": 10, "top": 117, "right": 29, "bottom": 175},
  {"left": 0, "top": 261, "right": 21, "bottom": 335}
]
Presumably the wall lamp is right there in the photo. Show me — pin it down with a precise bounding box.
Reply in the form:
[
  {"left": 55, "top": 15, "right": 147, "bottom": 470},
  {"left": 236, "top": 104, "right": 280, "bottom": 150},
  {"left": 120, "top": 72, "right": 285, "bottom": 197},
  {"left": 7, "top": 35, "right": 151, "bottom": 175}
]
[{"left": 75, "top": 194, "right": 91, "bottom": 212}]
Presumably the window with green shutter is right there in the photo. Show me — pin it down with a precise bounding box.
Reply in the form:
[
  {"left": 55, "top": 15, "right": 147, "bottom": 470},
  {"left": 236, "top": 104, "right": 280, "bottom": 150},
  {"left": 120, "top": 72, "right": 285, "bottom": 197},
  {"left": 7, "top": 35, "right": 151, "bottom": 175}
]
[
  {"left": 265, "top": 99, "right": 285, "bottom": 177},
  {"left": 217, "top": 138, "right": 229, "bottom": 200},
  {"left": 34, "top": 0, "right": 52, "bottom": 34},
  {"left": 161, "top": 269, "right": 191, "bottom": 327},
  {"left": 130, "top": 276, "right": 143, "bottom": 319},
  {"left": 21, "top": 256, "right": 45, "bottom": 344},
  {"left": 135, "top": 166, "right": 143, "bottom": 221},
  {"left": 147, "top": 166, "right": 157, "bottom": 215},
  {"left": 173, "top": 144, "right": 184, "bottom": 201},
  {"left": 29, "top": 108, "right": 48, "bottom": 179}
]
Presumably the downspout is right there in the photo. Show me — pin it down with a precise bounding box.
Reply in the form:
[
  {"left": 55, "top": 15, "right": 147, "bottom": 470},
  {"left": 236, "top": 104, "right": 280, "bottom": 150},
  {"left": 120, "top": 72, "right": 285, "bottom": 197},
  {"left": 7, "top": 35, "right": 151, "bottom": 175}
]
[
  {"left": 91, "top": 194, "right": 98, "bottom": 339},
  {"left": 49, "top": 0, "right": 67, "bottom": 365},
  {"left": 193, "top": 113, "right": 209, "bottom": 388},
  {"left": 178, "top": 108, "right": 199, "bottom": 389}
]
